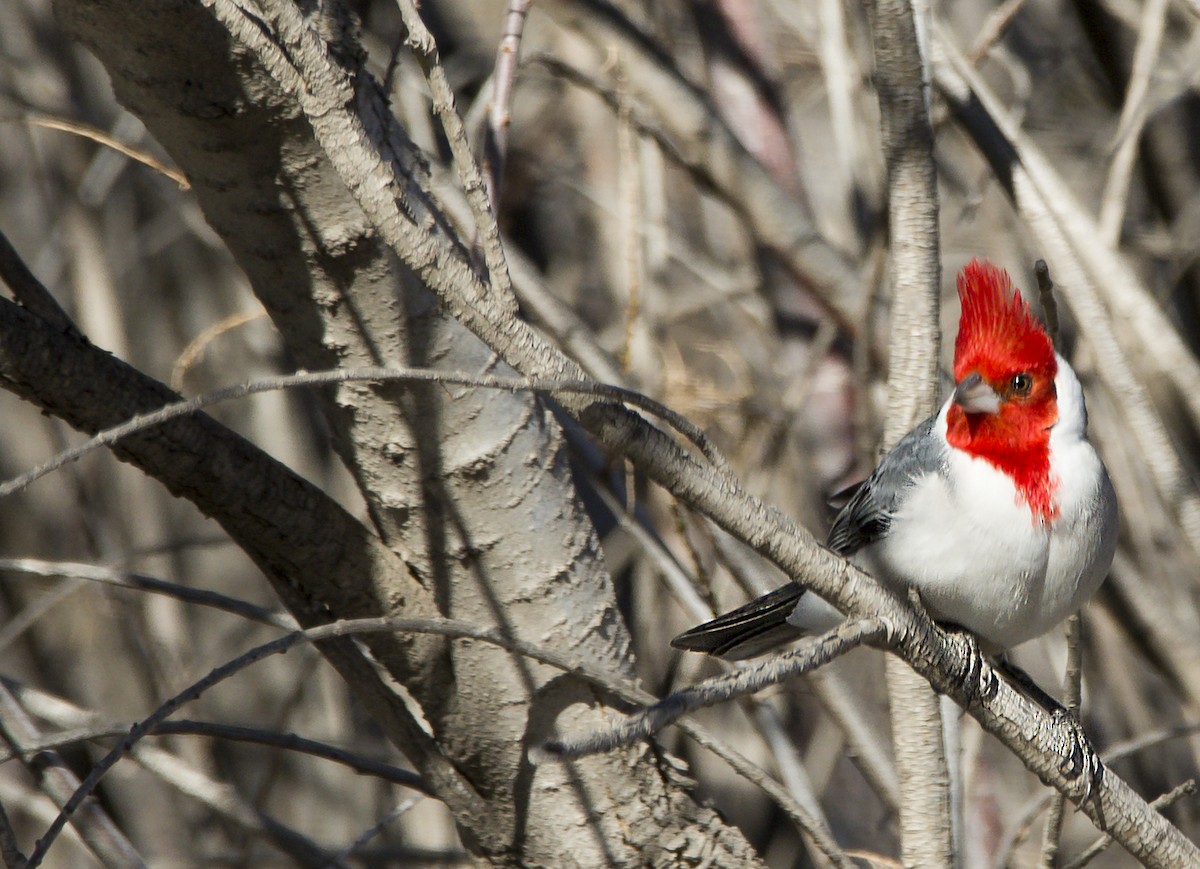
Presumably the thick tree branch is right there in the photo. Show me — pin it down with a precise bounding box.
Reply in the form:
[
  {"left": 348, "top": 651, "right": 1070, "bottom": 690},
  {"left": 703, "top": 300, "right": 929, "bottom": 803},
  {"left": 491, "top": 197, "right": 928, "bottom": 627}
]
[{"left": 51, "top": 2, "right": 765, "bottom": 864}]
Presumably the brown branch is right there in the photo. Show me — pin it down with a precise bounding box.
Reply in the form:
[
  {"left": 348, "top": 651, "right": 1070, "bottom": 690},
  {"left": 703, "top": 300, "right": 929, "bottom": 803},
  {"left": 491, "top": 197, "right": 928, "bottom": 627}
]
[{"left": 540, "top": 618, "right": 887, "bottom": 759}]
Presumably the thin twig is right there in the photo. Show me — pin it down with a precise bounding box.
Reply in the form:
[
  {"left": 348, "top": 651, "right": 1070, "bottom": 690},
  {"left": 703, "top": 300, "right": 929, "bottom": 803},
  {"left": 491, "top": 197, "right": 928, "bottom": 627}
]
[
  {"left": 0, "top": 717, "right": 429, "bottom": 795},
  {"left": 169, "top": 309, "right": 265, "bottom": 391},
  {"left": 0, "top": 580, "right": 83, "bottom": 655},
  {"left": 483, "top": 0, "right": 533, "bottom": 210},
  {"left": 1060, "top": 780, "right": 1197, "bottom": 869},
  {"left": 0, "top": 364, "right": 728, "bottom": 500},
  {"left": 0, "top": 558, "right": 292, "bottom": 628},
  {"left": 673, "top": 716, "right": 854, "bottom": 867},
  {"left": 616, "top": 57, "right": 642, "bottom": 376},
  {"left": 323, "top": 796, "right": 423, "bottom": 869},
  {"left": 0, "top": 801, "right": 25, "bottom": 869},
  {"left": 1033, "top": 259, "right": 1059, "bottom": 344},
  {"left": 393, "top": 0, "right": 516, "bottom": 303},
  {"left": 1, "top": 113, "right": 190, "bottom": 189},
  {"left": 967, "top": 0, "right": 1031, "bottom": 64},
  {"left": 1097, "top": 0, "right": 1169, "bottom": 247},
  {"left": 537, "top": 618, "right": 887, "bottom": 759},
  {"left": 1039, "top": 613, "right": 1082, "bottom": 867}
]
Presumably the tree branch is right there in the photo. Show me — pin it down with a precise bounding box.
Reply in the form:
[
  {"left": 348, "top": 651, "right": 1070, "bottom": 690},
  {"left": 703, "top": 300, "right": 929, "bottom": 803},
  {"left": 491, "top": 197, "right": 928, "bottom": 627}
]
[{"left": 866, "top": 0, "right": 951, "bottom": 862}]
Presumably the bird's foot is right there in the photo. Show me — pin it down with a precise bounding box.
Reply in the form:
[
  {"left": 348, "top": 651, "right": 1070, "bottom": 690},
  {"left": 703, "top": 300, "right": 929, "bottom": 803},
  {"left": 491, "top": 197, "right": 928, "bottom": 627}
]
[
  {"left": 994, "top": 656, "right": 1106, "bottom": 824},
  {"left": 1051, "top": 706, "right": 1107, "bottom": 825},
  {"left": 945, "top": 627, "right": 1000, "bottom": 707}
]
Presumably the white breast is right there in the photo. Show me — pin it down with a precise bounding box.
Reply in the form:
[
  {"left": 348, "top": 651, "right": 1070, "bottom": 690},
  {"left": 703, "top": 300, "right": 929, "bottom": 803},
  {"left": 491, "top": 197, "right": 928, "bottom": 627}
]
[{"left": 865, "top": 358, "right": 1116, "bottom": 650}]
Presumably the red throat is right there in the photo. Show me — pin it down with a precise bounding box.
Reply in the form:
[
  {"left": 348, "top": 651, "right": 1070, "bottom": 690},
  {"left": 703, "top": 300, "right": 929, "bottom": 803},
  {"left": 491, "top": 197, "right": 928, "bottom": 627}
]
[
  {"left": 946, "top": 408, "right": 1058, "bottom": 521},
  {"left": 946, "top": 259, "right": 1059, "bottom": 522}
]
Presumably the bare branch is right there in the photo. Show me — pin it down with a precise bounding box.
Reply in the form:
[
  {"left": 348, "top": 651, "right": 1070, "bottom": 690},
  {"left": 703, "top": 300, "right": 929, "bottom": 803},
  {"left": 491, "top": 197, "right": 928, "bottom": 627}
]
[
  {"left": 483, "top": 0, "right": 533, "bottom": 209},
  {"left": 1039, "top": 613, "right": 1082, "bottom": 867},
  {"left": 392, "top": 0, "right": 515, "bottom": 299},
  {"left": 1, "top": 114, "right": 189, "bottom": 190},
  {"left": 0, "top": 717, "right": 429, "bottom": 795},
  {"left": 538, "top": 618, "right": 887, "bottom": 758},
  {"left": 0, "top": 558, "right": 293, "bottom": 628},
  {"left": 866, "top": 0, "right": 950, "bottom": 863},
  {"left": 0, "top": 363, "right": 725, "bottom": 500},
  {"left": 1061, "top": 780, "right": 1197, "bottom": 869},
  {"left": 1097, "top": 0, "right": 1169, "bottom": 246}
]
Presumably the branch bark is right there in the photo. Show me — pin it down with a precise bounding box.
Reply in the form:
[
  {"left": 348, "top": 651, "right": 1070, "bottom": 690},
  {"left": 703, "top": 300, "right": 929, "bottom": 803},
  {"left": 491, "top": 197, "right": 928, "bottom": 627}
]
[{"left": 866, "top": 0, "right": 952, "bottom": 865}]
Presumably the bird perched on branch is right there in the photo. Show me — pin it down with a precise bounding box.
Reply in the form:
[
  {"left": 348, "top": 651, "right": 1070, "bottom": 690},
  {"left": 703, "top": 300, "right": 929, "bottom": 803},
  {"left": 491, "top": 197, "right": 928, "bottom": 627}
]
[{"left": 672, "top": 258, "right": 1118, "bottom": 660}]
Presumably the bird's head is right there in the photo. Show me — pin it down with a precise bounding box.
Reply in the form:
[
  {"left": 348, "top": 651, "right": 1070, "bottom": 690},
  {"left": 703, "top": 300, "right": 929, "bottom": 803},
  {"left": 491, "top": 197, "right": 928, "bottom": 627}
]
[{"left": 946, "top": 258, "right": 1059, "bottom": 520}]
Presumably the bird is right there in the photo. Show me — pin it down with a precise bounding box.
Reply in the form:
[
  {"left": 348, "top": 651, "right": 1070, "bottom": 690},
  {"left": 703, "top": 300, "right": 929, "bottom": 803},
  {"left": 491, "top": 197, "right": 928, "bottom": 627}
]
[{"left": 672, "top": 258, "right": 1118, "bottom": 662}]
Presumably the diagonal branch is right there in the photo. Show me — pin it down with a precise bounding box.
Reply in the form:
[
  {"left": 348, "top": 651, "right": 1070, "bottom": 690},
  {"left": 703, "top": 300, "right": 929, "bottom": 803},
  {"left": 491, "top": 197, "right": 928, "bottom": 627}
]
[{"left": 540, "top": 618, "right": 887, "bottom": 758}]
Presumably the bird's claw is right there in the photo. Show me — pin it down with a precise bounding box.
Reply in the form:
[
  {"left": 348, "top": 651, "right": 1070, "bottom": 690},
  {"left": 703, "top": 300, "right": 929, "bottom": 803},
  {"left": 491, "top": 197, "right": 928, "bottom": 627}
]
[
  {"left": 1052, "top": 707, "right": 1106, "bottom": 826},
  {"left": 947, "top": 628, "right": 1000, "bottom": 707}
]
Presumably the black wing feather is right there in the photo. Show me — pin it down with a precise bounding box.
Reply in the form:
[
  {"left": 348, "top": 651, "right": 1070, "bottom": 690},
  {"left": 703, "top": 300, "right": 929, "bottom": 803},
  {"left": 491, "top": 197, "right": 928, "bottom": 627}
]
[
  {"left": 826, "top": 416, "right": 944, "bottom": 556},
  {"left": 670, "top": 584, "right": 806, "bottom": 659},
  {"left": 826, "top": 480, "right": 892, "bottom": 555}
]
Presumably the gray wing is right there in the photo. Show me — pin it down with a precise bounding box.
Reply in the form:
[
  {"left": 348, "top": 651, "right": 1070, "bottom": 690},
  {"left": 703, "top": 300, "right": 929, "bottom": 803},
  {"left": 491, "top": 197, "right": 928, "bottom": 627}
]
[{"left": 827, "top": 416, "right": 946, "bottom": 556}]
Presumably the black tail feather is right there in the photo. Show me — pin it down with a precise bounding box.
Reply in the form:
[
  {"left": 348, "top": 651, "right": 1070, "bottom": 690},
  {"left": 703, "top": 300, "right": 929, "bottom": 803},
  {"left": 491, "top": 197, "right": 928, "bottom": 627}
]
[{"left": 670, "top": 584, "right": 807, "bottom": 659}]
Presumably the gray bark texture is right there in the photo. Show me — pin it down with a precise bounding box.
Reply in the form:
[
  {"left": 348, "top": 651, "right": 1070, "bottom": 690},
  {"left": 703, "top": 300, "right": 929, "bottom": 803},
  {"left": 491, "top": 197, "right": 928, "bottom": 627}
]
[
  {"left": 867, "top": 1, "right": 954, "bottom": 866},
  {"left": 48, "top": 1, "right": 759, "bottom": 865}
]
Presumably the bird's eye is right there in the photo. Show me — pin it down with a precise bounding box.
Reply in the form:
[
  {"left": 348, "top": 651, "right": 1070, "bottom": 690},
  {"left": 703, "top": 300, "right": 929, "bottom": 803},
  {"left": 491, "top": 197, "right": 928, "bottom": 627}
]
[{"left": 1010, "top": 373, "right": 1033, "bottom": 395}]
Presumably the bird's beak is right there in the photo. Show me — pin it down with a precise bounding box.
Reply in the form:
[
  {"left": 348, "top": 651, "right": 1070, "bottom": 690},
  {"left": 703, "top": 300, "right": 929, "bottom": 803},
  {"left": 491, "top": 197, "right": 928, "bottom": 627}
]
[{"left": 953, "top": 373, "right": 1001, "bottom": 415}]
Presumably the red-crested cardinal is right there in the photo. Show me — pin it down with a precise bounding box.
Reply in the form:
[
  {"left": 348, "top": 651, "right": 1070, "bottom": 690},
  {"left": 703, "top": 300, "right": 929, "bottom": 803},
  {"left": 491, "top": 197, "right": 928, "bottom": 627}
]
[{"left": 673, "top": 258, "right": 1118, "bottom": 659}]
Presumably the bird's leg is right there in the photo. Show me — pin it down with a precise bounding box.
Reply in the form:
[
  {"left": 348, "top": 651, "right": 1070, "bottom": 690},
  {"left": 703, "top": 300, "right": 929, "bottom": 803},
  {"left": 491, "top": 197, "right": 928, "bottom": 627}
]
[
  {"left": 994, "top": 654, "right": 1065, "bottom": 714},
  {"left": 995, "top": 655, "right": 1106, "bottom": 822}
]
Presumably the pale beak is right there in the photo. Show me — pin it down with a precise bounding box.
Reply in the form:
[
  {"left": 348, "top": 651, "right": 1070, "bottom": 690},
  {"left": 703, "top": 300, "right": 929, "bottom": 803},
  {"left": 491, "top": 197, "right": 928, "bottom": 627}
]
[{"left": 954, "top": 373, "right": 1001, "bottom": 415}]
